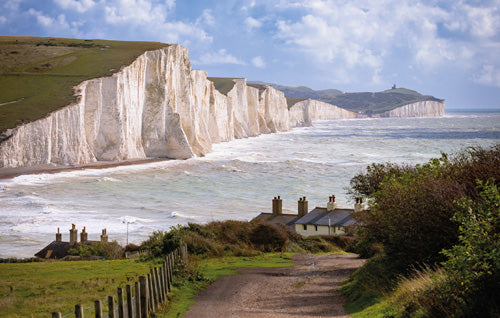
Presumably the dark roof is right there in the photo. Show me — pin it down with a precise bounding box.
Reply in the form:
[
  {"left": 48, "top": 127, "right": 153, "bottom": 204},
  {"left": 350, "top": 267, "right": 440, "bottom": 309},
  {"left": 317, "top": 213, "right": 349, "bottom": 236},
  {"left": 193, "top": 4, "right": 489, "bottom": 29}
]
[
  {"left": 34, "top": 240, "right": 100, "bottom": 259},
  {"left": 253, "top": 213, "right": 301, "bottom": 229},
  {"left": 35, "top": 241, "right": 73, "bottom": 259},
  {"left": 295, "top": 207, "right": 356, "bottom": 227}
]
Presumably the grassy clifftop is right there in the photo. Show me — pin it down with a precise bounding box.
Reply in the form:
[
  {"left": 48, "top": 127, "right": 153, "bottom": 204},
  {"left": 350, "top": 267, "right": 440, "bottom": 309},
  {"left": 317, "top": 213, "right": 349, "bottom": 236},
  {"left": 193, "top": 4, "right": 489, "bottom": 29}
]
[{"left": 0, "top": 36, "right": 168, "bottom": 134}]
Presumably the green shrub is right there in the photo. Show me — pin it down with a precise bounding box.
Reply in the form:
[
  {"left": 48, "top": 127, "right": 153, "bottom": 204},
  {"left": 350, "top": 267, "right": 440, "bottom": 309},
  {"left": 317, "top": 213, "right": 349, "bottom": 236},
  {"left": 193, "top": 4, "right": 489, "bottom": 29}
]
[
  {"left": 140, "top": 220, "right": 342, "bottom": 259},
  {"left": 68, "top": 241, "right": 124, "bottom": 260}
]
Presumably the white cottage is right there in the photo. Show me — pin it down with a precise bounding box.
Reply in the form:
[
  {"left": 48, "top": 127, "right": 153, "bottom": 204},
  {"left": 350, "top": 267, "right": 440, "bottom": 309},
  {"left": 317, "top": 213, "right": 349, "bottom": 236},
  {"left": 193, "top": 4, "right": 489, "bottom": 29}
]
[{"left": 253, "top": 195, "right": 363, "bottom": 236}]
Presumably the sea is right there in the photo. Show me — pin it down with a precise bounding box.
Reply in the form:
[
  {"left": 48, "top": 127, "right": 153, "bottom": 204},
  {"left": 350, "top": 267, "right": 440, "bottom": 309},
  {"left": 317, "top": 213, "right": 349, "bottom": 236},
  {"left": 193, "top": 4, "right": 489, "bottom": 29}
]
[{"left": 1, "top": 109, "right": 499, "bottom": 258}]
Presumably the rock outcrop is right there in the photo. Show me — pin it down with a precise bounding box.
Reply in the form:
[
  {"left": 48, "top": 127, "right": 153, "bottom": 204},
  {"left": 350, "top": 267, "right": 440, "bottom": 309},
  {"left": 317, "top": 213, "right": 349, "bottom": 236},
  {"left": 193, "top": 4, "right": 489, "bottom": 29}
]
[{"left": 0, "top": 45, "right": 444, "bottom": 169}]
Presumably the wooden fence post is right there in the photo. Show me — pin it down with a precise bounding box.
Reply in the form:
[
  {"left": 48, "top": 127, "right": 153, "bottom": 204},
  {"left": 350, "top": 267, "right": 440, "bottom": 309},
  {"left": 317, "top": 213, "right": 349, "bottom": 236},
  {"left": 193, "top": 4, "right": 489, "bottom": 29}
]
[
  {"left": 52, "top": 313, "right": 61, "bottom": 318},
  {"left": 126, "top": 284, "right": 133, "bottom": 318},
  {"left": 94, "top": 300, "right": 102, "bottom": 318},
  {"left": 163, "top": 261, "right": 169, "bottom": 294},
  {"left": 135, "top": 281, "right": 141, "bottom": 318},
  {"left": 108, "top": 295, "right": 115, "bottom": 318},
  {"left": 75, "top": 304, "right": 83, "bottom": 318},
  {"left": 148, "top": 272, "right": 155, "bottom": 311},
  {"left": 159, "top": 266, "right": 165, "bottom": 302},
  {"left": 117, "top": 287, "right": 124, "bottom": 318},
  {"left": 139, "top": 275, "right": 149, "bottom": 318},
  {"left": 154, "top": 267, "right": 162, "bottom": 304}
]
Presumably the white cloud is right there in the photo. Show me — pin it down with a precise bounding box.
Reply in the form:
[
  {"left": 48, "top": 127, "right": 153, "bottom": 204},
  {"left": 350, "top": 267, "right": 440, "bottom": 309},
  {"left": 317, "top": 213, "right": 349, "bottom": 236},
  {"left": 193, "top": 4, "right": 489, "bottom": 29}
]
[
  {"left": 252, "top": 56, "right": 265, "bottom": 68},
  {"left": 273, "top": 0, "right": 500, "bottom": 85},
  {"left": 103, "top": 0, "right": 212, "bottom": 44},
  {"left": 194, "top": 49, "right": 245, "bottom": 65},
  {"left": 474, "top": 64, "right": 500, "bottom": 87},
  {"left": 198, "top": 9, "right": 215, "bottom": 26},
  {"left": 104, "top": 0, "right": 167, "bottom": 25},
  {"left": 0, "top": 16, "right": 6, "bottom": 24},
  {"left": 28, "top": 8, "right": 55, "bottom": 27},
  {"left": 54, "top": 0, "right": 96, "bottom": 13},
  {"left": 3, "top": 0, "right": 22, "bottom": 11},
  {"left": 245, "top": 16, "right": 262, "bottom": 30}
]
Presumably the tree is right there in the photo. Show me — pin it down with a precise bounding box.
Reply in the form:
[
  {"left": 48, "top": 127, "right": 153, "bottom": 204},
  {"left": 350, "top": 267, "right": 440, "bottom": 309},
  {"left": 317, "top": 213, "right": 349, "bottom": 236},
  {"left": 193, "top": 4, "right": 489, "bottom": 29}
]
[
  {"left": 350, "top": 145, "right": 500, "bottom": 270},
  {"left": 436, "top": 179, "right": 500, "bottom": 317}
]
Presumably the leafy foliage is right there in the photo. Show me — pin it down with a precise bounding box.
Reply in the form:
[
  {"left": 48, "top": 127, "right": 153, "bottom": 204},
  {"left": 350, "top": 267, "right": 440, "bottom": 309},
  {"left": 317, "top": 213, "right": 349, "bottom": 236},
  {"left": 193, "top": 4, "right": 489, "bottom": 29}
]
[
  {"left": 351, "top": 145, "right": 500, "bottom": 269},
  {"left": 68, "top": 241, "right": 124, "bottom": 260},
  {"left": 344, "top": 145, "right": 500, "bottom": 317},
  {"left": 140, "top": 220, "right": 341, "bottom": 259},
  {"left": 436, "top": 180, "right": 500, "bottom": 317}
]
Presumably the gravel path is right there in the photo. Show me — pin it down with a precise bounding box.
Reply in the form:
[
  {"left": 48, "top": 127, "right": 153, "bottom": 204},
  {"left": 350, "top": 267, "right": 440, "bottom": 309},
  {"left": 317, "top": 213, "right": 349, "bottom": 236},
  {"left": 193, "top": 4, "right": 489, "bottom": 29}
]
[{"left": 184, "top": 253, "right": 365, "bottom": 318}]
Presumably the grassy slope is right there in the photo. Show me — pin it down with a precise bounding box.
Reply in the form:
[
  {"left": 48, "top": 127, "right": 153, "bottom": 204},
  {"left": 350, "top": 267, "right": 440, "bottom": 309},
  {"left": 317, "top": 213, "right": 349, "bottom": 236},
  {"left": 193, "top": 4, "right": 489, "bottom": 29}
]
[
  {"left": 207, "top": 77, "right": 240, "bottom": 95},
  {"left": 0, "top": 259, "right": 156, "bottom": 317},
  {"left": 0, "top": 36, "right": 167, "bottom": 134}
]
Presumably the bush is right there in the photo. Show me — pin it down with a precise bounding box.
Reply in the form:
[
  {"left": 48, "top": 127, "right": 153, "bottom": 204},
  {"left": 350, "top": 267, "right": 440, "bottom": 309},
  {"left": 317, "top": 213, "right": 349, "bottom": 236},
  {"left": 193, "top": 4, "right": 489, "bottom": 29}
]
[
  {"left": 140, "top": 220, "right": 342, "bottom": 259},
  {"left": 69, "top": 241, "right": 124, "bottom": 260},
  {"left": 351, "top": 145, "right": 500, "bottom": 270}
]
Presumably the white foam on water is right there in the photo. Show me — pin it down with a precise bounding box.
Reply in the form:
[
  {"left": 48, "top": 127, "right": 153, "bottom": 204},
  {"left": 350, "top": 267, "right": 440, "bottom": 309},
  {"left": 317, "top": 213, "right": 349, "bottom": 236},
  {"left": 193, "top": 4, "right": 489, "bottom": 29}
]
[{"left": 1, "top": 113, "right": 499, "bottom": 258}]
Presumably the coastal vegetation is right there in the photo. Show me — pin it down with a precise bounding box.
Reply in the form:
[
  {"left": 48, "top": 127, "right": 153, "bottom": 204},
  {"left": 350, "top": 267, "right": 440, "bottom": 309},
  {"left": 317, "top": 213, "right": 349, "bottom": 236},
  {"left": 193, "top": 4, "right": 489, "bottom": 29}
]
[
  {"left": 0, "top": 36, "right": 167, "bottom": 134},
  {"left": 343, "top": 145, "right": 500, "bottom": 317}
]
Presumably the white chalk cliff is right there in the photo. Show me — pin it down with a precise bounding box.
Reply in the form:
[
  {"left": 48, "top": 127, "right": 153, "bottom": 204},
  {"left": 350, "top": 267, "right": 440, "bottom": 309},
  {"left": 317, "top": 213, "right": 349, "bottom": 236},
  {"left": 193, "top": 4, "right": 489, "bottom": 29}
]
[
  {"left": 377, "top": 100, "right": 445, "bottom": 118},
  {"left": 0, "top": 45, "right": 444, "bottom": 168}
]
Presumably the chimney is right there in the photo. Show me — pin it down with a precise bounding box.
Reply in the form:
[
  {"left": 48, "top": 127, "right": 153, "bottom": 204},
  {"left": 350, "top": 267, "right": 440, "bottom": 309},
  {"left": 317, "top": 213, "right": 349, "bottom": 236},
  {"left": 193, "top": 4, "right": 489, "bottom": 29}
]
[
  {"left": 80, "top": 226, "right": 88, "bottom": 242},
  {"left": 354, "top": 197, "right": 365, "bottom": 213},
  {"left": 272, "top": 196, "right": 283, "bottom": 215},
  {"left": 298, "top": 196, "right": 308, "bottom": 217},
  {"left": 327, "top": 195, "right": 337, "bottom": 212},
  {"left": 101, "top": 228, "right": 108, "bottom": 243},
  {"left": 69, "top": 224, "right": 78, "bottom": 244},
  {"left": 55, "top": 227, "right": 62, "bottom": 242}
]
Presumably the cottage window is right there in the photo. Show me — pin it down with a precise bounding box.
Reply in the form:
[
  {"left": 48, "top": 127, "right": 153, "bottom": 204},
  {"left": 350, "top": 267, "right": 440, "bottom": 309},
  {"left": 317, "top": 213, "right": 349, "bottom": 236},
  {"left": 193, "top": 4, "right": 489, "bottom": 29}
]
[
  {"left": 303, "top": 224, "right": 307, "bottom": 230},
  {"left": 315, "top": 225, "right": 318, "bottom": 231}
]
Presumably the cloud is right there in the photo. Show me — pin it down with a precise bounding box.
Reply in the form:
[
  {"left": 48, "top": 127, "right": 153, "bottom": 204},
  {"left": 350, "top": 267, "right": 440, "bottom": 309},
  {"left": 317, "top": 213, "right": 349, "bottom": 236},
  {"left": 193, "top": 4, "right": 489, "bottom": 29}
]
[
  {"left": 103, "top": 0, "right": 212, "bottom": 44},
  {"left": 28, "top": 8, "right": 56, "bottom": 27},
  {"left": 245, "top": 16, "right": 262, "bottom": 30},
  {"left": 0, "top": 16, "right": 6, "bottom": 24},
  {"left": 193, "top": 49, "right": 245, "bottom": 65},
  {"left": 273, "top": 0, "right": 500, "bottom": 85},
  {"left": 54, "top": 0, "right": 96, "bottom": 13},
  {"left": 104, "top": 0, "right": 168, "bottom": 25},
  {"left": 474, "top": 64, "right": 500, "bottom": 87},
  {"left": 198, "top": 9, "right": 215, "bottom": 26},
  {"left": 252, "top": 56, "right": 265, "bottom": 68}
]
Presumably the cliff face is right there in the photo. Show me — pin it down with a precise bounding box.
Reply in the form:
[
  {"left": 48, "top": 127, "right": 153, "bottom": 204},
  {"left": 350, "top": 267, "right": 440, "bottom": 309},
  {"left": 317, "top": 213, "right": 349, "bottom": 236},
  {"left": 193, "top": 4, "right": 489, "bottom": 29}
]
[
  {"left": 0, "top": 45, "right": 324, "bottom": 168},
  {"left": 289, "top": 99, "right": 360, "bottom": 126},
  {"left": 0, "top": 45, "right": 444, "bottom": 169},
  {"left": 377, "top": 100, "right": 445, "bottom": 118}
]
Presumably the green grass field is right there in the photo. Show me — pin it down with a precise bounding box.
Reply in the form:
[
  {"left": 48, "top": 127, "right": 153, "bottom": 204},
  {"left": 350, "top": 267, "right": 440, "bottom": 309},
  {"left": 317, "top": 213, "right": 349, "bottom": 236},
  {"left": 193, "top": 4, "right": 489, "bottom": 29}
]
[
  {"left": 0, "top": 36, "right": 168, "bottom": 134},
  {"left": 0, "top": 259, "right": 156, "bottom": 317}
]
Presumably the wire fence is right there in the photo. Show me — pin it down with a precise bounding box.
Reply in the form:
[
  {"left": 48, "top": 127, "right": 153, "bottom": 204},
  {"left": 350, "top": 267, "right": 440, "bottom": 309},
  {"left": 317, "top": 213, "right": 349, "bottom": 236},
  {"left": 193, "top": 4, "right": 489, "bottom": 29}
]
[{"left": 52, "top": 243, "right": 188, "bottom": 318}]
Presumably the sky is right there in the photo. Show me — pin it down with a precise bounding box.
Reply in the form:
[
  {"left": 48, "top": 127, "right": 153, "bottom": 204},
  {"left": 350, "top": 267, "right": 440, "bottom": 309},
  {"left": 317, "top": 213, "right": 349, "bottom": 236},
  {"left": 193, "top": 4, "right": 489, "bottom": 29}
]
[{"left": 1, "top": 0, "right": 500, "bottom": 108}]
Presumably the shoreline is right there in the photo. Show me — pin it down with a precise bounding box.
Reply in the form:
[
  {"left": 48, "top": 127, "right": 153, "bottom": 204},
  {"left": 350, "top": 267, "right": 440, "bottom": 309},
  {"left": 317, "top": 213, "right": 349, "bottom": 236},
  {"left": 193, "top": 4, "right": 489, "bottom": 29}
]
[{"left": 0, "top": 158, "right": 169, "bottom": 180}]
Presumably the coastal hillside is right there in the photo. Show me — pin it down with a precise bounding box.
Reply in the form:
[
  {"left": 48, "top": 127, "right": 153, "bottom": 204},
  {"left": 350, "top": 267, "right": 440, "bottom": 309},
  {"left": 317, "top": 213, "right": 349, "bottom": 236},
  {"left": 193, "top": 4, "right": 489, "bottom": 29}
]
[
  {"left": 256, "top": 82, "right": 444, "bottom": 115},
  {"left": 0, "top": 36, "right": 443, "bottom": 169},
  {"left": 0, "top": 39, "right": 360, "bottom": 169},
  {"left": 0, "top": 36, "right": 166, "bottom": 135}
]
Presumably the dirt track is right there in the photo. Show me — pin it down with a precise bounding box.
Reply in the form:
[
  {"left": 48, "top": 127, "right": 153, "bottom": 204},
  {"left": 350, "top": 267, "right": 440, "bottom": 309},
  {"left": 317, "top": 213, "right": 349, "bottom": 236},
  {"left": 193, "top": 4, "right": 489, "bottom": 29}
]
[{"left": 184, "top": 253, "right": 365, "bottom": 318}]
